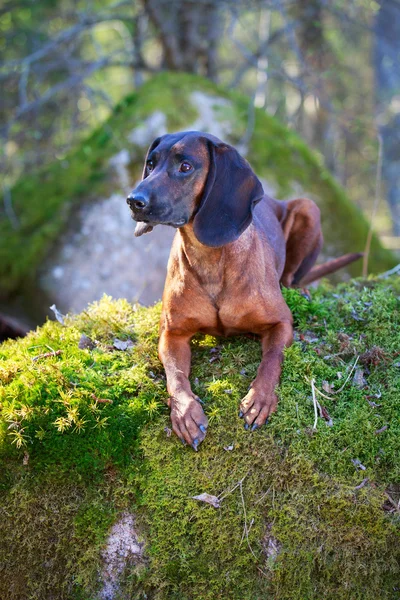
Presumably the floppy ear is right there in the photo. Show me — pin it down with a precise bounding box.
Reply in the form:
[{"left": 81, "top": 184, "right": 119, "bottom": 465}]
[{"left": 193, "top": 141, "right": 264, "bottom": 247}]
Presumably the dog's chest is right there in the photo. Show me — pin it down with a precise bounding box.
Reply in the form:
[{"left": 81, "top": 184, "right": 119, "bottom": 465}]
[
  {"left": 201, "top": 272, "right": 275, "bottom": 336},
  {"left": 195, "top": 254, "right": 225, "bottom": 301},
  {"left": 202, "top": 274, "right": 224, "bottom": 301},
  {"left": 175, "top": 230, "right": 283, "bottom": 336}
]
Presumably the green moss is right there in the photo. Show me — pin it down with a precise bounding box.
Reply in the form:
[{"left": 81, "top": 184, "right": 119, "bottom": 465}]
[
  {"left": 0, "top": 277, "right": 399, "bottom": 598},
  {"left": 0, "top": 475, "right": 117, "bottom": 600},
  {"left": 0, "top": 72, "right": 395, "bottom": 298}
]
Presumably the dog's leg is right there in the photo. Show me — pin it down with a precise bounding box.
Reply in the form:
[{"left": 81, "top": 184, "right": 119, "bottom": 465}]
[
  {"left": 159, "top": 330, "right": 208, "bottom": 450},
  {"left": 239, "top": 321, "right": 293, "bottom": 429},
  {"left": 280, "top": 198, "right": 323, "bottom": 287}
]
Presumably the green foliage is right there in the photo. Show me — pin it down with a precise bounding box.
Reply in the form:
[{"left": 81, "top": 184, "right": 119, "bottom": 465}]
[
  {"left": 0, "top": 277, "right": 400, "bottom": 598},
  {"left": 0, "top": 72, "right": 395, "bottom": 299}
]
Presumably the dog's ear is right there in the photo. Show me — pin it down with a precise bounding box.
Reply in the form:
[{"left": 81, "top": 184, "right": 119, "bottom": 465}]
[
  {"left": 193, "top": 141, "right": 264, "bottom": 247},
  {"left": 142, "top": 135, "right": 165, "bottom": 179}
]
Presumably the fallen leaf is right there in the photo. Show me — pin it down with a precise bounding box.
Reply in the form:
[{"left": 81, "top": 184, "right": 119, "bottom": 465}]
[
  {"left": 367, "top": 400, "right": 381, "bottom": 408},
  {"left": 338, "top": 332, "right": 352, "bottom": 351},
  {"left": 301, "top": 332, "right": 319, "bottom": 343},
  {"left": 113, "top": 338, "right": 134, "bottom": 351},
  {"left": 319, "top": 405, "right": 333, "bottom": 427},
  {"left": 49, "top": 304, "right": 65, "bottom": 325},
  {"left": 78, "top": 334, "right": 96, "bottom": 350},
  {"left": 351, "top": 458, "right": 366, "bottom": 471},
  {"left": 191, "top": 493, "right": 220, "bottom": 508},
  {"left": 360, "top": 346, "right": 387, "bottom": 367},
  {"left": 353, "top": 367, "right": 367, "bottom": 388},
  {"left": 322, "top": 380, "right": 335, "bottom": 394},
  {"left": 351, "top": 311, "right": 364, "bottom": 322}
]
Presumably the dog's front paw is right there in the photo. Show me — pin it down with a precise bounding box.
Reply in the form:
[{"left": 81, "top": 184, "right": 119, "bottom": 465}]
[
  {"left": 169, "top": 393, "right": 208, "bottom": 450},
  {"left": 239, "top": 387, "right": 277, "bottom": 430}
]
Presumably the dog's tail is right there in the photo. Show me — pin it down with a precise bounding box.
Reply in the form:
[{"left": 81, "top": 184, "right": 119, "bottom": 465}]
[{"left": 297, "top": 252, "right": 363, "bottom": 286}]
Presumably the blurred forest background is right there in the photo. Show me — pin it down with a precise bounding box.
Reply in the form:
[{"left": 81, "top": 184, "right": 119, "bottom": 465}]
[
  {"left": 1, "top": 0, "right": 400, "bottom": 340},
  {"left": 2, "top": 0, "right": 400, "bottom": 242}
]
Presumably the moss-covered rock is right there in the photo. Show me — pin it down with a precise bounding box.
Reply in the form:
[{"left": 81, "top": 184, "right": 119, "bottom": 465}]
[
  {"left": 1, "top": 277, "right": 399, "bottom": 599},
  {"left": 0, "top": 73, "right": 396, "bottom": 319}
]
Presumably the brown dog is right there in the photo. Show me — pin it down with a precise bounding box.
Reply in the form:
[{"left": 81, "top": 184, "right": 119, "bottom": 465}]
[{"left": 127, "top": 131, "right": 360, "bottom": 450}]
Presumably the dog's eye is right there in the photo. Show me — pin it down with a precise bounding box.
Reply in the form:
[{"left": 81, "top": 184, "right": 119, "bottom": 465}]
[
  {"left": 179, "top": 162, "right": 192, "bottom": 173},
  {"left": 146, "top": 160, "right": 154, "bottom": 172}
]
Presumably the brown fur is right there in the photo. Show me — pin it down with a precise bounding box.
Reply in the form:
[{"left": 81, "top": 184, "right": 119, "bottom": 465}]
[{"left": 127, "top": 131, "right": 360, "bottom": 449}]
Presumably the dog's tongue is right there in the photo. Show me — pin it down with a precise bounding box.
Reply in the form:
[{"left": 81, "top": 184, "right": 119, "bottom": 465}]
[{"left": 134, "top": 222, "right": 154, "bottom": 237}]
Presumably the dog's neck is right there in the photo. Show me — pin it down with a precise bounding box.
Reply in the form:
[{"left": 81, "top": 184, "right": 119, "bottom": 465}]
[
  {"left": 178, "top": 223, "right": 255, "bottom": 300},
  {"left": 179, "top": 224, "right": 224, "bottom": 264},
  {"left": 178, "top": 224, "right": 225, "bottom": 290}
]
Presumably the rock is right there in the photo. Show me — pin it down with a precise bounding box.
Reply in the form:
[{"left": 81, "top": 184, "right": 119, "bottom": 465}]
[
  {"left": 99, "top": 513, "right": 145, "bottom": 600},
  {"left": 39, "top": 192, "right": 175, "bottom": 313},
  {"left": 0, "top": 311, "right": 29, "bottom": 341}
]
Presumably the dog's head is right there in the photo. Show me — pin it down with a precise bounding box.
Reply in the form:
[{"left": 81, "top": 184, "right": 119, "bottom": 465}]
[{"left": 127, "top": 131, "right": 264, "bottom": 246}]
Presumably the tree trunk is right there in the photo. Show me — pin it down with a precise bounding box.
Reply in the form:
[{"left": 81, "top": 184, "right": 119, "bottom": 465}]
[
  {"left": 374, "top": 0, "right": 400, "bottom": 235},
  {"left": 295, "top": 0, "right": 330, "bottom": 146},
  {"left": 142, "top": 0, "right": 221, "bottom": 80}
]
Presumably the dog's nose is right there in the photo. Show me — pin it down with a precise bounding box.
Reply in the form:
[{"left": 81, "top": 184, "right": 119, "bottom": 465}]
[{"left": 127, "top": 194, "right": 149, "bottom": 210}]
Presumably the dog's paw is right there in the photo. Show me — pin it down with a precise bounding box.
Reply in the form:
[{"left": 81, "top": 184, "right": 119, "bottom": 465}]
[
  {"left": 239, "top": 387, "right": 277, "bottom": 430},
  {"left": 169, "top": 393, "right": 208, "bottom": 450}
]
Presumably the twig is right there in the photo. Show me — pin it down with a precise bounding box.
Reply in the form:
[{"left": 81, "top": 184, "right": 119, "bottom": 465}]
[
  {"left": 354, "top": 478, "right": 369, "bottom": 490},
  {"left": 384, "top": 491, "right": 400, "bottom": 512},
  {"left": 254, "top": 485, "right": 273, "bottom": 505},
  {"left": 374, "top": 425, "right": 388, "bottom": 435},
  {"left": 217, "top": 472, "right": 268, "bottom": 577},
  {"left": 307, "top": 356, "right": 360, "bottom": 428},
  {"left": 312, "top": 389, "right": 332, "bottom": 426},
  {"left": 311, "top": 378, "right": 318, "bottom": 430},
  {"left": 218, "top": 472, "right": 248, "bottom": 502},
  {"left": 91, "top": 393, "right": 113, "bottom": 404},
  {"left": 378, "top": 263, "right": 400, "bottom": 279},
  {"left": 363, "top": 133, "right": 383, "bottom": 277},
  {"left": 238, "top": 479, "right": 269, "bottom": 578},
  {"left": 239, "top": 480, "right": 253, "bottom": 555},
  {"left": 240, "top": 517, "right": 254, "bottom": 544},
  {"left": 308, "top": 356, "right": 360, "bottom": 402},
  {"left": 32, "top": 349, "right": 62, "bottom": 362}
]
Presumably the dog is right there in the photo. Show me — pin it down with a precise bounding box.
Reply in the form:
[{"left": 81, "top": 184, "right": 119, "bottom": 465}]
[{"left": 127, "top": 131, "right": 361, "bottom": 450}]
